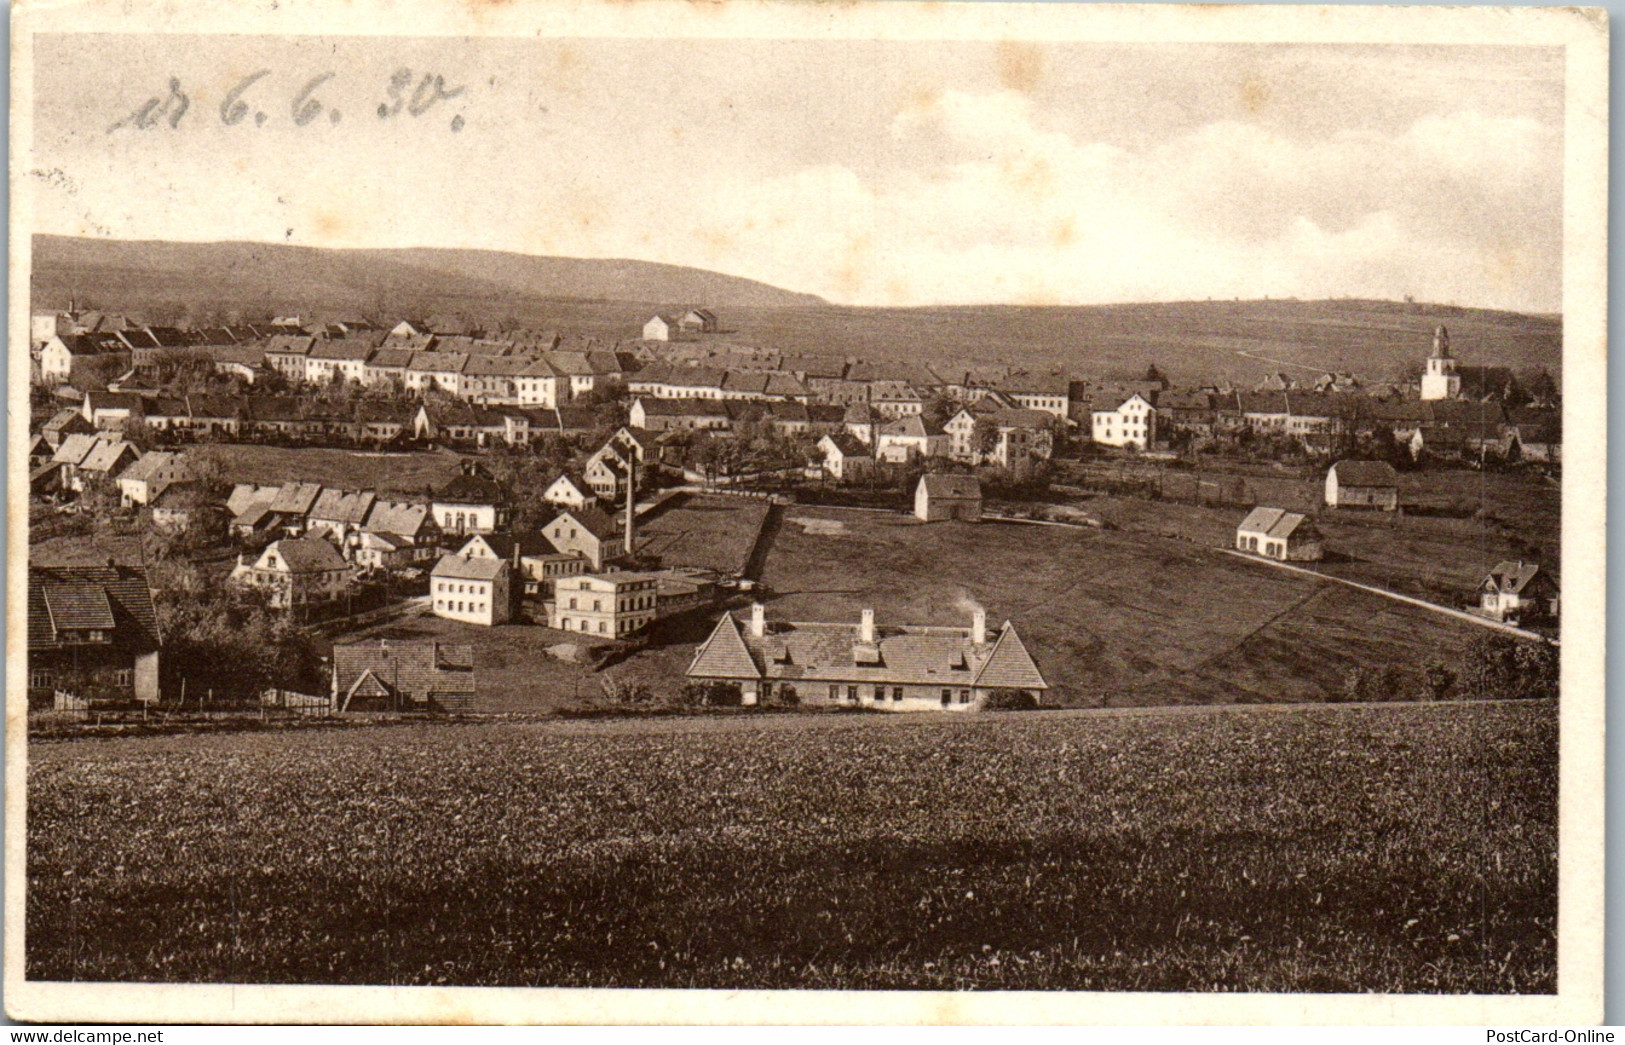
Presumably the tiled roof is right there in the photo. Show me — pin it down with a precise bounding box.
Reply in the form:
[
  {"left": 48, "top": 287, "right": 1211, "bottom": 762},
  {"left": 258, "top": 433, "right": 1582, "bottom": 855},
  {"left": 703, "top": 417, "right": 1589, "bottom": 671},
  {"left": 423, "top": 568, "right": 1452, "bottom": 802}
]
[
  {"left": 919, "top": 474, "right": 981, "bottom": 500},
  {"left": 28, "top": 566, "right": 159, "bottom": 652},
  {"left": 552, "top": 506, "right": 622, "bottom": 541},
  {"left": 268, "top": 481, "right": 324, "bottom": 515},
  {"left": 686, "top": 615, "right": 762, "bottom": 680},
  {"left": 116, "top": 451, "right": 182, "bottom": 484},
  {"left": 1329, "top": 460, "right": 1398, "bottom": 488},
  {"left": 1237, "top": 507, "right": 1316, "bottom": 540},
  {"left": 821, "top": 432, "right": 872, "bottom": 457},
  {"left": 79, "top": 440, "right": 137, "bottom": 475},
  {"left": 52, "top": 433, "right": 101, "bottom": 466},
  {"left": 1486, "top": 561, "right": 1547, "bottom": 595},
  {"left": 431, "top": 553, "right": 508, "bottom": 581},
  {"left": 261, "top": 537, "right": 348, "bottom": 573},
  {"left": 434, "top": 474, "right": 509, "bottom": 505},
  {"left": 332, "top": 640, "right": 475, "bottom": 702},
  {"left": 309, "top": 488, "right": 377, "bottom": 527},
  {"left": 689, "top": 612, "right": 1049, "bottom": 690},
  {"left": 972, "top": 623, "right": 1049, "bottom": 690},
  {"left": 363, "top": 499, "right": 433, "bottom": 537},
  {"left": 366, "top": 349, "right": 416, "bottom": 369}
]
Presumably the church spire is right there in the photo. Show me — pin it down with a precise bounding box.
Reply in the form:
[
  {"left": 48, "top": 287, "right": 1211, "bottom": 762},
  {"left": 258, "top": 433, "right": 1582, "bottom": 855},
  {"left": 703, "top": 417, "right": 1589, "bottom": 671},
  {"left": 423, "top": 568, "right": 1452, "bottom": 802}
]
[{"left": 1430, "top": 324, "right": 1451, "bottom": 359}]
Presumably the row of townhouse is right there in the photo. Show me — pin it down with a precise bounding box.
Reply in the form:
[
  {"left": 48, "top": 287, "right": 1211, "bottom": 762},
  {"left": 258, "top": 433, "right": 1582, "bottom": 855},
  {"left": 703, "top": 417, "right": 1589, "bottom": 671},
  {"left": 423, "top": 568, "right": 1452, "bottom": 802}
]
[
  {"left": 65, "top": 389, "right": 602, "bottom": 450},
  {"left": 261, "top": 337, "right": 642, "bottom": 407}
]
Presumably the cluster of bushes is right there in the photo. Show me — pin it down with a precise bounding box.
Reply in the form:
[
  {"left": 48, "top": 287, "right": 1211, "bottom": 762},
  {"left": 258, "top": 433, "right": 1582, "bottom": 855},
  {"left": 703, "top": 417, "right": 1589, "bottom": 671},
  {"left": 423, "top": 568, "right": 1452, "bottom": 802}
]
[{"left": 1336, "top": 634, "right": 1558, "bottom": 704}]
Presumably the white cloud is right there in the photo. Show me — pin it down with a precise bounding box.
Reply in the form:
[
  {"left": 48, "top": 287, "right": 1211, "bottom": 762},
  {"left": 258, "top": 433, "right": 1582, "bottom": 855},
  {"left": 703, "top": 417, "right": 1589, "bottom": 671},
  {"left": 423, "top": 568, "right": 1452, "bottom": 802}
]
[{"left": 699, "top": 92, "right": 1561, "bottom": 311}]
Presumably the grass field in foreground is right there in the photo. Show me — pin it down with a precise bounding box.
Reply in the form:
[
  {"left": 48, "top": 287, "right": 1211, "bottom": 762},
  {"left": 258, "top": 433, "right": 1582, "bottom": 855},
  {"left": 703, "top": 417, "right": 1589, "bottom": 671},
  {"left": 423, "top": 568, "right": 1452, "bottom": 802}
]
[
  {"left": 759, "top": 507, "right": 1487, "bottom": 705},
  {"left": 26, "top": 701, "right": 1556, "bottom": 991}
]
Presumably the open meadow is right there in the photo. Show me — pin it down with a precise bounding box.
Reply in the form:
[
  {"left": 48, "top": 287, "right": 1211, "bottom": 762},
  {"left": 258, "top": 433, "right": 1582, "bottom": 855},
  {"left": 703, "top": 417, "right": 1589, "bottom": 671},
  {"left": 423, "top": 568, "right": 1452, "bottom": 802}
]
[
  {"left": 190, "top": 445, "right": 468, "bottom": 494},
  {"left": 758, "top": 506, "right": 1489, "bottom": 705},
  {"left": 632, "top": 493, "right": 773, "bottom": 576},
  {"left": 26, "top": 700, "right": 1557, "bottom": 992}
]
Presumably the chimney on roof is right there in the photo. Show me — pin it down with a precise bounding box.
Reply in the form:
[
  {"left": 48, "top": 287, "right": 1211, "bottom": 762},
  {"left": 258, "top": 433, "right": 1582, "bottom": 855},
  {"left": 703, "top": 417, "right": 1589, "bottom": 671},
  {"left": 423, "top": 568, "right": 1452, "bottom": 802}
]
[
  {"left": 750, "top": 602, "right": 765, "bottom": 638},
  {"left": 972, "top": 607, "right": 987, "bottom": 646},
  {"left": 860, "top": 608, "right": 875, "bottom": 643}
]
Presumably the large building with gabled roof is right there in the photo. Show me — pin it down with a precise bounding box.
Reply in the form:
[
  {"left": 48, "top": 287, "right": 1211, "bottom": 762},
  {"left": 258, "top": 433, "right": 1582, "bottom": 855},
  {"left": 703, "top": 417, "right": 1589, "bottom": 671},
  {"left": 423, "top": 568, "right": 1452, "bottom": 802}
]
[{"left": 686, "top": 603, "right": 1048, "bottom": 711}]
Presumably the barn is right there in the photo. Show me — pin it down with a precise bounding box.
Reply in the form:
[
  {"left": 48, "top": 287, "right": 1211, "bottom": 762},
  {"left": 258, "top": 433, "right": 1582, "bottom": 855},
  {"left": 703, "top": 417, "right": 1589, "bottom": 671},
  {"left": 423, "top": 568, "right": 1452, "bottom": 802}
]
[
  {"left": 1325, "top": 460, "right": 1400, "bottom": 511},
  {"left": 914, "top": 474, "right": 982, "bottom": 522}
]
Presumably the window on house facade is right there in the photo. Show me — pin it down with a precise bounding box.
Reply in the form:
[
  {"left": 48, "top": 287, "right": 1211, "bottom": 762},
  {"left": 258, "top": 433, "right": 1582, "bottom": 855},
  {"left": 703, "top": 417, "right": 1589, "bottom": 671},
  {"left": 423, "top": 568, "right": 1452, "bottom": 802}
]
[
  {"left": 29, "top": 667, "right": 52, "bottom": 689},
  {"left": 892, "top": 687, "right": 903, "bottom": 702},
  {"left": 940, "top": 689, "right": 951, "bottom": 706},
  {"left": 959, "top": 690, "right": 970, "bottom": 704},
  {"left": 846, "top": 685, "right": 857, "bottom": 702},
  {"left": 114, "top": 669, "right": 133, "bottom": 688},
  {"left": 829, "top": 684, "right": 839, "bottom": 700}
]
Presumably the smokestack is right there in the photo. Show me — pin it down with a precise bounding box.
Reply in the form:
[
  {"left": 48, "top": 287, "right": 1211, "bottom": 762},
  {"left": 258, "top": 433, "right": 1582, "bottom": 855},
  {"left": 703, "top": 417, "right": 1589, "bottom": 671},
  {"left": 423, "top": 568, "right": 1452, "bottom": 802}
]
[
  {"left": 972, "top": 607, "right": 987, "bottom": 646},
  {"left": 750, "top": 602, "right": 765, "bottom": 638},
  {"left": 860, "top": 608, "right": 875, "bottom": 643},
  {"left": 624, "top": 457, "right": 635, "bottom": 556}
]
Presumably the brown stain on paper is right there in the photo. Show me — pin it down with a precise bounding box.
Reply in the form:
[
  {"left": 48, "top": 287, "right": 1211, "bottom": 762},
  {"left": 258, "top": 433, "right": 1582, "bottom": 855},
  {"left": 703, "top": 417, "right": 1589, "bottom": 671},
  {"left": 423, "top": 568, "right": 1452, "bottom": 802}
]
[{"left": 996, "top": 41, "right": 1043, "bottom": 94}]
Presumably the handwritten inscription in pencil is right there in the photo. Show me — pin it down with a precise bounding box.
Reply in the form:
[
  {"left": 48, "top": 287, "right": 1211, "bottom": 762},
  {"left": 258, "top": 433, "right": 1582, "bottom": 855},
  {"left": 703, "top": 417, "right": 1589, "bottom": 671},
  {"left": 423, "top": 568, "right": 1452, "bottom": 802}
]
[{"left": 108, "top": 69, "right": 468, "bottom": 133}]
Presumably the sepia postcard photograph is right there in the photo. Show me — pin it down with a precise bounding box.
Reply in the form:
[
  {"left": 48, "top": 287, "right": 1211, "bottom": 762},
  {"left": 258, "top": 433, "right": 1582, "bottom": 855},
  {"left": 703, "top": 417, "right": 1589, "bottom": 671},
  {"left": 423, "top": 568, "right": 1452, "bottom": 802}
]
[{"left": 5, "top": 0, "right": 1608, "bottom": 1026}]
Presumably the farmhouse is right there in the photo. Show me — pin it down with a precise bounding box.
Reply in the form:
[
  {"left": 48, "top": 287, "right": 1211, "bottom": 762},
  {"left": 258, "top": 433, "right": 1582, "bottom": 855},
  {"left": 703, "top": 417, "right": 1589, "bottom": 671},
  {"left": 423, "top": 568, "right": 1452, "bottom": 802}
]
[
  {"left": 1235, "top": 507, "right": 1324, "bottom": 562},
  {"left": 1325, "top": 460, "right": 1399, "bottom": 511},
  {"left": 875, "top": 415, "right": 948, "bottom": 463},
  {"left": 544, "top": 507, "right": 626, "bottom": 570},
  {"left": 231, "top": 538, "right": 352, "bottom": 609},
  {"left": 27, "top": 565, "right": 162, "bottom": 708},
  {"left": 331, "top": 640, "right": 476, "bottom": 713},
  {"left": 117, "top": 451, "right": 191, "bottom": 510},
  {"left": 431, "top": 467, "right": 512, "bottom": 536},
  {"left": 1478, "top": 561, "right": 1558, "bottom": 625},
  {"left": 549, "top": 572, "right": 660, "bottom": 638},
  {"left": 914, "top": 474, "right": 982, "bottom": 522},
  {"left": 818, "top": 433, "right": 874, "bottom": 482},
  {"left": 542, "top": 472, "right": 599, "bottom": 512},
  {"left": 1092, "top": 393, "right": 1156, "bottom": 449},
  {"left": 687, "top": 604, "right": 1048, "bottom": 711},
  {"left": 430, "top": 554, "right": 513, "bottom": 626},
  {"left": 643, "top": 314, "right": 680, "bottom": 341}
]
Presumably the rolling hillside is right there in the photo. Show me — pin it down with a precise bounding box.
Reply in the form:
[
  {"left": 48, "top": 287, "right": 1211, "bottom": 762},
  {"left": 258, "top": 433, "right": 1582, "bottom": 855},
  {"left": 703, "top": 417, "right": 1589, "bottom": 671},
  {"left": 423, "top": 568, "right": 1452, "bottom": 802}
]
[
  {"left": 30, "top": 235, "right": 825, "bottom": 313},
  {"left": 32, "top": 235, "right": 1560, "bottom": 385}
]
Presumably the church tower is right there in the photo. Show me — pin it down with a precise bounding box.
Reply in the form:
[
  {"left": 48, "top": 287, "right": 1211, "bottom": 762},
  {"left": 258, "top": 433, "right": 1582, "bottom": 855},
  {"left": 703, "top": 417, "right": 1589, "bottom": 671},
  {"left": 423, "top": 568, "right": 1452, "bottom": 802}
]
[{"left": 1420, "top": 324, "right": 1460, "bottom": 401}]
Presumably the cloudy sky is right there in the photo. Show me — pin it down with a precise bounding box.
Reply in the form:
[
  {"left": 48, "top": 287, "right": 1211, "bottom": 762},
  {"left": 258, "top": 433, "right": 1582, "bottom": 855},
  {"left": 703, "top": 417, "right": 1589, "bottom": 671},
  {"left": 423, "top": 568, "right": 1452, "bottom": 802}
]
[{"left": 31, "top": 36, "right": 1564, "bottom": 311}]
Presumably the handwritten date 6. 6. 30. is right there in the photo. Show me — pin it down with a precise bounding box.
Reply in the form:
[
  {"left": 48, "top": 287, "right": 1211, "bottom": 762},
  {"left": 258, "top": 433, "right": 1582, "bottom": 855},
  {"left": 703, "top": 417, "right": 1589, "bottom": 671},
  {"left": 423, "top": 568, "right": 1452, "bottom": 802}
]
[{"left": 107, "top": 69, "right": 468, "bottom": 133}]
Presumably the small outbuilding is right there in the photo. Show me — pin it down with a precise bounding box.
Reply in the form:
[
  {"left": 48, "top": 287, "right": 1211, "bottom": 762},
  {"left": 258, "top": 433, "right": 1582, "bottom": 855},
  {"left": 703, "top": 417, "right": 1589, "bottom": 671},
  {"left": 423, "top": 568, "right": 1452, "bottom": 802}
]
[
  {"left": 914, "top": 474, "right": 982, "bottom": 522},
  {"left": 1235, "top": 507, "right": 1324, "bottom": 562},
  {"left": 1325, "top": 460, "right": 1399, "bottom": 511}
]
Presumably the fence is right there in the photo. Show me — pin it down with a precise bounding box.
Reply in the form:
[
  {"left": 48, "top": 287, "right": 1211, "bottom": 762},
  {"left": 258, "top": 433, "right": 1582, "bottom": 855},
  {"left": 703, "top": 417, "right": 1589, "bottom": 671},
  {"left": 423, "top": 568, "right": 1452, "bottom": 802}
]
[{"left": 260, "top": 688, "right": 332, "bottom": 716}]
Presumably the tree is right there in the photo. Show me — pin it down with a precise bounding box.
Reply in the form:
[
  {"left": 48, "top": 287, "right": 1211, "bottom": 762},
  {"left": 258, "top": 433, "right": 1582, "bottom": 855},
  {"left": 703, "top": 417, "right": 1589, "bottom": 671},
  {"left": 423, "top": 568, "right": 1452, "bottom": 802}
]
[
  {"left": 972, "top": 416, "right": 1000, "bottom": 460},
  {"left": 1458, "top": 634, "right": 1558, "bottom": 701},
  {"left": 922, "top": 394, "right": 957, "bottom": 431},
  {"left": 984, "top": 688, "right": 1038, "bottom": 710}
]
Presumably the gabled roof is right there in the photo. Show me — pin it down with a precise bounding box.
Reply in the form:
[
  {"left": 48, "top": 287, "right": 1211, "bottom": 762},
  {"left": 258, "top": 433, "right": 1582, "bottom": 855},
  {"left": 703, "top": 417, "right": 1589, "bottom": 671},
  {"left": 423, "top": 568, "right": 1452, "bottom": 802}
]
[
  {"left": 309, "top": 488, "right": 377, "bottom": 526},
  {"left": 332, "top": 640, "right": 475, "bottom": 702},
  {"left": 363, "top": 499, "right": 434, "bottom": 537},
  {"left": 1237, "top": 507, "right": 1316, "bottom": 540},
  {"left": 918, "top": 474, "right": 981, "bottom": 500},
  {"left": 366, "top": 349, "right": 416, "bottom": 369},
  {"left": 434, "top": 473, "right": 509, "bottom": 505},
  {"left": 409, "top": 351, "right": 468, "bottom": 374},
  {"left": 544, "top": 472, "right": 594, "bottom": 497},
  {"left": 550, "top": 506, "right": 622, "bottom": 541},
  {"left": 1485, "top": 561, "right": 1548, "bottom": 595},
  {"left": 972, "top": 622, "right": 1049, "bottom": 690},
  {"left": 459, "top": 531, "right": 555, "bottom": 560},
  {"left": 820, "top": 432, "right": 872, "bottom": 457},
  {"left": 1329, "top": 460, "right": 1398, "bottom": 488},
  {"left": 687, "top": 614, "right": 763, "bottom": 680},
  {"left": 308, "top": 341, "right": 375, "bottom": 362},
  {"left": 28, "top": 565, "right": 159, "bottom": 652},
  {"left": 260, "top": 537, "right": 348, "bottom": 572},
  {"left": 879, "top": 415, "right": 944, "bottom": 439},
  {"left": 79, "top": 439, "right": 138, "bottom": 474},
  {"left": 52, "top": 433, "right": 101, "bottom": 466},
  {"left": 431, "top": 553, "right": 509, "bottom": 581},
  {"left": 44, "top": 409, "right": 93, "bottom": 434},
  {"left": 116, "top": 451, "right": 183, "bottom": 485},
  {"left": 268, "top": 481, "right": 324, "bottom": 515}
]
